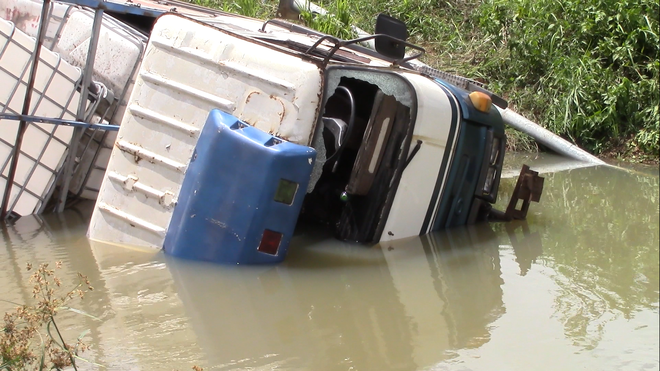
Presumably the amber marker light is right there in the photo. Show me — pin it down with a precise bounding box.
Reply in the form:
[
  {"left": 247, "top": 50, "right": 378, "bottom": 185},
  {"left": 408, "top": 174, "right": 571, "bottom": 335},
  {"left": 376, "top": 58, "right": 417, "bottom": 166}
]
[{"left": 469, "top": 91, "right": 493, "bottom": 113}]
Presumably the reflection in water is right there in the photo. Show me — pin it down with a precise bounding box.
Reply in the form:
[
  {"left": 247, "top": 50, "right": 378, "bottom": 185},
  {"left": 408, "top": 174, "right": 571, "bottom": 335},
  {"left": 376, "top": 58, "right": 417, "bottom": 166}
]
[
  {"left": 504, "top": 221, "right": 544, "bottom": 276},
  {"left": 381, "top": 224, "right": 507, "bottom": 368},
  {"left": 0, "top": 207, "right": 121, "bottom": 369},
  {"left": 87, "top": 239, "right": 203, "bottom": 370},
  {"left": 167, "top": 223, "right": 506, "bottom": 370},
  {"left": 498, "top": 163, "right": 660, "bottom": 351},
  {"left": 1, "top": 206, "right": 204, "bottom": 370},
  {"left": 0, "top": 155, "right": 658, "bottom": 371}
]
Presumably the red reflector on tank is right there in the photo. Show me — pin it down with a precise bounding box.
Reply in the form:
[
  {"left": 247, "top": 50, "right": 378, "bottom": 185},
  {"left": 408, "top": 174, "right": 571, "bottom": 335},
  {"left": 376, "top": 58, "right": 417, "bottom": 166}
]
[{"left": 258, "top": 229, "right": 282, "bottom": 255}]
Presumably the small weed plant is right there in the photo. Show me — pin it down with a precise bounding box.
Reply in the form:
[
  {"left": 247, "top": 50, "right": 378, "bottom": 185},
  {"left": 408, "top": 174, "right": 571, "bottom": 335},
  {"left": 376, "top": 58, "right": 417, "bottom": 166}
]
[{"left": 1, "top": 263, "right": 95, "bottom": 371}]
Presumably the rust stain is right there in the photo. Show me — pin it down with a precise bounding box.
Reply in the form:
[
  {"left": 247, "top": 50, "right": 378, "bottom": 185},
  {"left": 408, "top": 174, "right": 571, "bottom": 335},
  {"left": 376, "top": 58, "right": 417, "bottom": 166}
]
[
  {"left": 5, "top": 7, "right": 40, "bottom": 32},
  {"left": 272, "top": 96, "right": 286, "bottom": 124},
  {"left": 116, "top": 141, "right": 148, "bottom": 164},
  {"left": 306, "top": 69, "right": 325, "bottom": 146},
  {"left": 278, "top": 105, "right": 286, "bottom": 123},
  {"left": 245, "top": 90, "right": 259, "bottom": 105},
  {"left": 241, "top": 92, "right": 288, "bottom": 139},
  {"left": 241, "top": 118, "right": 256, "bottom": 127}
]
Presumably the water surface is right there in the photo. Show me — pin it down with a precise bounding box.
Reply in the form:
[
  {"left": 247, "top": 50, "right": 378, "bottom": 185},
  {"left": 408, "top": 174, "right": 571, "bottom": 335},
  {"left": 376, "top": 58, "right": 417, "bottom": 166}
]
[{"left": 1, "top": 153, "right": 658, "bottom": 370}]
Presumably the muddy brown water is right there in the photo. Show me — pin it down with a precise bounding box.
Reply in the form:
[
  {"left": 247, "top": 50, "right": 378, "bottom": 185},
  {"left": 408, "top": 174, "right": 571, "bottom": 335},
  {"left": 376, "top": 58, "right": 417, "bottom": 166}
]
[{"left": 1, "top": 153, "right": 658, "bottom": 371}]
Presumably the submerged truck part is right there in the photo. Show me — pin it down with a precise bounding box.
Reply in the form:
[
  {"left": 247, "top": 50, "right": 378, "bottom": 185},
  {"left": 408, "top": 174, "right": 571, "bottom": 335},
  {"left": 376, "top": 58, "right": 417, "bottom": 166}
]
[{"left": 88, "top": 14, "right": 323, "bottom": 249}]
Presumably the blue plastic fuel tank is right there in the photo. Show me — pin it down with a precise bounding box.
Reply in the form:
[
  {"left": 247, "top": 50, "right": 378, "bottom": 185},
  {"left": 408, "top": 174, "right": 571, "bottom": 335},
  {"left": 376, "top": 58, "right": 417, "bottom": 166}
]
[{"left": 163, "top": 109, "right": 316, "bottom": 264}]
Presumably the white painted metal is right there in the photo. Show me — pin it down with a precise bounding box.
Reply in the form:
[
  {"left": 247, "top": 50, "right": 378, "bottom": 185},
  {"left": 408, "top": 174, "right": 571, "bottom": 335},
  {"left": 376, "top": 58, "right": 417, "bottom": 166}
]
[
  {"left": 497, "top": 107, "right": 605, "bottom": 165},
  {"left": 0, "top": 17, "right": 82, "bottom": 216},
  {"left": 378, "top": 72, "right": 460, "bottom": 242},
  {"left": 88, "top": 14, "right": 323, "bottom": 249}
]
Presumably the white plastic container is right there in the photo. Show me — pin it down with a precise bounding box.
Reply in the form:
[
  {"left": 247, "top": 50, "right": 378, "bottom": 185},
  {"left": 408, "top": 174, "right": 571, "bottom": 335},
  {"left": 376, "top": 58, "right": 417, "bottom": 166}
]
[
  {"left": 2, "top": 0, "right": 148, "bottom": 204},
  {"left": 55, "top": 8, "right": 145, "bottom": 124},
  {"left": 88, "top": 14, "right": 322, "bottom": 249},
  {"left": 0, "top": 0, "right": 70, "bottom": 47},
  {"left": 1, "top": 0, "right": 147, "bottom": 126},
  {"left": 0, "top": 18, "right": 82, "bottom": 216}
]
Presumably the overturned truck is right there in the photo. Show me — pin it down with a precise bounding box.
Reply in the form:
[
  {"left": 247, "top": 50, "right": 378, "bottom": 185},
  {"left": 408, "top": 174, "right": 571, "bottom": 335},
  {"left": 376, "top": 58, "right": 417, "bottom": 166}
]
[{"left": 85, "top": 6, "right": 530, "bottom": 264}]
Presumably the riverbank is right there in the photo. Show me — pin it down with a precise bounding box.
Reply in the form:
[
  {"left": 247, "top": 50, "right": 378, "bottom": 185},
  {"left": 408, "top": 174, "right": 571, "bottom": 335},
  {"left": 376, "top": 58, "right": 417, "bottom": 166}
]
[
  {"left": 345, "top": 0, "right": 659, "bottom": 164},
  {"left": 191, "top": 0, "right": 658, "bottom": 164}
]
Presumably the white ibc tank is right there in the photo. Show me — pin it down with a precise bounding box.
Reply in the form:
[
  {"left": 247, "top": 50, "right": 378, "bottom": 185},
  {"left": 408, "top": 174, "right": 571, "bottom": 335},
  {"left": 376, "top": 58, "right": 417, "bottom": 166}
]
[
  {"left": 1, "top": 0, "right": 148, "bottom": 205},
  {"left": 0, "top": 18, "right": 82, "bottom": 216},
  {"left": 0, "top": 0, "right": 146, "bottom": 126}
]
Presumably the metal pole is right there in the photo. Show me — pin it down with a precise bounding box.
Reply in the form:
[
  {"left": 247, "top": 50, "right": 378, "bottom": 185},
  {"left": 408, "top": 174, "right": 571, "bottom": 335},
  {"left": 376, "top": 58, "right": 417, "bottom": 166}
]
[
  {"left": 497, "top": 107, "right": 606, "bottom": 165},
  {"left": 56, "top": 7, "right": 104, "bottom": 213},
  {"left": 0, "top": 0, "right": 52, "bottom": 219}
]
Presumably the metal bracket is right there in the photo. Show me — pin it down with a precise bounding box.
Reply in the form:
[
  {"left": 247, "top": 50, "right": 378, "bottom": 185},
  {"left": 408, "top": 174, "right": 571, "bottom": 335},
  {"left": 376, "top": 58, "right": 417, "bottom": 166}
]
[
  {"left": 0, "top": 114, "right": 120, "bottom": 131},
  {"left": 304, "top": 34, "right": 425, "bottom": 67},
  {"left": 505, "top": 164, "right": 544, "bottom": 220}
]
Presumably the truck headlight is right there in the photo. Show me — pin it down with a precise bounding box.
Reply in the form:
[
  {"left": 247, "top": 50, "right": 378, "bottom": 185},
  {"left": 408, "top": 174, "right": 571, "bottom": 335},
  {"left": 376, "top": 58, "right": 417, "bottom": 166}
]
[
  {"left": 483, "top": 166, "right": 497, "bottom": 194},
  {"left": 490, "top": 137, "right": 500, "bottom": 164}
]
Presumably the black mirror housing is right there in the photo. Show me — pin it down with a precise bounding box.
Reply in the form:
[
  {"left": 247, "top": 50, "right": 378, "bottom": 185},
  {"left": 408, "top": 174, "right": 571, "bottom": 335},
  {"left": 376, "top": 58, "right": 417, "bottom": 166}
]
[{"left": 374, "top": 13, "right": 408, "bottom": 59}]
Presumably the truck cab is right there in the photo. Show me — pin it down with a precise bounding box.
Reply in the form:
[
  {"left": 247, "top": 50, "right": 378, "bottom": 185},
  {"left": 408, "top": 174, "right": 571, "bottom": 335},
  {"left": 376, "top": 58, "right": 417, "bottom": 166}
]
[{"left": 304, "top": 65, "right": 505, "bottom": 243}]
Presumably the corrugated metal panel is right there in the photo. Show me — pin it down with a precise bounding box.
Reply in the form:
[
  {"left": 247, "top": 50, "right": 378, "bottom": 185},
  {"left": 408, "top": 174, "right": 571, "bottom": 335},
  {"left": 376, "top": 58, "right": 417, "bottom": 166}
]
[{"left": 88, "top": 14, "right": 323, "bottom": 249}]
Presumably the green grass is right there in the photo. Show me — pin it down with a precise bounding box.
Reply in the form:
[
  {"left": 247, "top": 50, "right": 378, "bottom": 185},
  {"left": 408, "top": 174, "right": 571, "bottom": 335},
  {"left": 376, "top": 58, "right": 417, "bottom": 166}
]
[
  {"left": 300, "top": 0, "right": 357, "bottom": 40},
  {"left": 475, "top": 0, "right": 659, "bottom": 158},
  {"left": 191, "top": 0, "right": 276, "bottom": 18}
]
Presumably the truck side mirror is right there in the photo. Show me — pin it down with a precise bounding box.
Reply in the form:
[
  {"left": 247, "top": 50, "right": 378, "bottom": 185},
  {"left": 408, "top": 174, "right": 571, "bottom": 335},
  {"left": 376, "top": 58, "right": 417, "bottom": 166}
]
[{"left": 374, "top": 13, "right": 408, "bottom": 59}]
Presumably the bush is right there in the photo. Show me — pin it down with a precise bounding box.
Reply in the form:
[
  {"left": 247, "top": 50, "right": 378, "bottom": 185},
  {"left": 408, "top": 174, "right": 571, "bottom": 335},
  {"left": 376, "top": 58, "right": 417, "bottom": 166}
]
[
  {"left": 309, "top": 0, "right": 659, "bottom": 159},
  {"left": 476, "top": 0, "right": 659, "bottom": 157}
]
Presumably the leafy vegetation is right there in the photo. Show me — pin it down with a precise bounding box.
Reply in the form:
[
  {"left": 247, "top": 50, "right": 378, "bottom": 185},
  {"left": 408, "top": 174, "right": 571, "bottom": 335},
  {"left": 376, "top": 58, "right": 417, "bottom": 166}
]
[
  {"left": 191, "top": 0, "right": 275, "bottom": 17},
  {"left": 1, "top": 263, "right": 95, "bottom": 370},
  {"left": 300, "top": 0, "right": 356, "bottom": 40},
  {"left": 476, "top": 0, "right": 659, "bottom": 160},
  {"left": 188, "top": 0, "right": 659, "bottom": 161}
]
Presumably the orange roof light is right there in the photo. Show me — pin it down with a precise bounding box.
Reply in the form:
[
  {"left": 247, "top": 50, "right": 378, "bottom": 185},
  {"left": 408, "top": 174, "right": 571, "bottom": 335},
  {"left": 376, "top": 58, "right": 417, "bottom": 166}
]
[{"left": 469, "top": 91, "right": 492, "bottom": 113}]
